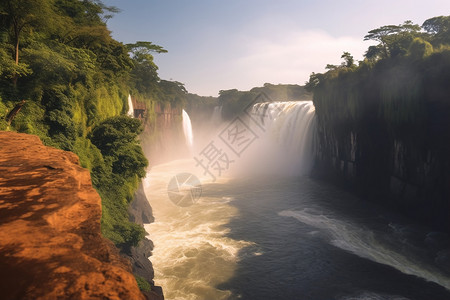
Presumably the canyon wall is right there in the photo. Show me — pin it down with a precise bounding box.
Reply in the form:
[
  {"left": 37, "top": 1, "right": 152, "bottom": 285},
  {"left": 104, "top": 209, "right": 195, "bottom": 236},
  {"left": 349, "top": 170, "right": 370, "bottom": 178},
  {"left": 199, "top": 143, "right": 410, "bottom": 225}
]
[
  {"left": 131, "top": 97, "right": 186, "bottom": 166},
  {"left": 313, "top": 115, "right": 450, "bottom": 230},
  {"left": 126, "top": 96, "right": 187, "bottom": 300}
]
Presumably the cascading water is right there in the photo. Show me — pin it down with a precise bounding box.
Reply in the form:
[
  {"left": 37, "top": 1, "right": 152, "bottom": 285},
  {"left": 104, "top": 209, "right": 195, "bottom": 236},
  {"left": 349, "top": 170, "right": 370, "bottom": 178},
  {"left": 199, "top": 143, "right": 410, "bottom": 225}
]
[
  {"left": 210, "top": 105, "right": 223, "bottom": 126},
  {"left": 127, "top": 94, "right": 134, "bottom": 117},
  {"left": 144, "top": 100, "right": 450, "bottom": 300},
  {"left": 182, "top": 109, "right": 194, "bottom": 153},
  {"left": 233, "top": 101, "right": 316, "bottom": 177}
]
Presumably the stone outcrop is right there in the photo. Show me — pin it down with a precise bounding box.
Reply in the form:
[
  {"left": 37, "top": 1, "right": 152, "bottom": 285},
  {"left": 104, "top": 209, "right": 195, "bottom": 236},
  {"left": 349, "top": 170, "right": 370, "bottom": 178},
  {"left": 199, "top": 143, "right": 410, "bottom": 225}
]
[
  {"left": 129, "top": 182, "right": 155, "bottom": 225},
  {"left": 127, "top": 182, "right": 164, "bottom": 300},
  {"left": 0, "top": 131, "right": 146, "bottom": 300}
]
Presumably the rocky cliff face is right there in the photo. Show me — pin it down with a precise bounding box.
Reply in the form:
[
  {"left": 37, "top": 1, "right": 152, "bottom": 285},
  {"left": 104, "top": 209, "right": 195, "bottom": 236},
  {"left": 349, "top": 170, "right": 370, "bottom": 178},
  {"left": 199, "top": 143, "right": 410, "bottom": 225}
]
[
  {"left": 0, "top": 132, "right": 146, "bottom": 299},
  {"left": 143, "top": 101, "right": 186, "bottom": 165},
  {"left": 313, "top": 121, "right": 450, "bottom": 230},
  {"left": 128, "top": 182, "right": 164, "bottom": 300}
]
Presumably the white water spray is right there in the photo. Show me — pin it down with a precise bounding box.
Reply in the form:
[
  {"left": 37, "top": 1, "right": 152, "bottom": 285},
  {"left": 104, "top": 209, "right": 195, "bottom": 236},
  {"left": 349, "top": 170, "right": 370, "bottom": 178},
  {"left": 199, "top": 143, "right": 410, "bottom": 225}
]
[
  {"left": 210, "top": 105, "right": 223, "bottom": 126},
  {"left": 127, "top": 94, "right": 134, "bottom": 117},
  {"left": 182, "top": 109, "right": 194, "bottom": 153},
  {"left": 234, "top": 101, "right": 316, "bottom": 177}
]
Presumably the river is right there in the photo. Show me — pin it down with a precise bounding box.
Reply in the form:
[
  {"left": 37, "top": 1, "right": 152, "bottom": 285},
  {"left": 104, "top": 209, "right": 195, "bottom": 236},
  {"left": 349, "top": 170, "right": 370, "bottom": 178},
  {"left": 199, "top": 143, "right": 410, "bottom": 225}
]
[{"left": 143, "top": 101, "right": 450, "bottom": 300}]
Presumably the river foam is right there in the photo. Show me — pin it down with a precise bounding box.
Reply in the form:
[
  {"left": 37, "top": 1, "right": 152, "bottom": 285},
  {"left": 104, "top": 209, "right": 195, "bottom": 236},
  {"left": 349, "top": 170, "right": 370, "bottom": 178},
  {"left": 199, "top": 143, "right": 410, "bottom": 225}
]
[
  {"left": 279, "top": 209, "right": 450, "bottom": 291},
  {"left": 143, "top": 160, "right": 252, "bottom": 300}
]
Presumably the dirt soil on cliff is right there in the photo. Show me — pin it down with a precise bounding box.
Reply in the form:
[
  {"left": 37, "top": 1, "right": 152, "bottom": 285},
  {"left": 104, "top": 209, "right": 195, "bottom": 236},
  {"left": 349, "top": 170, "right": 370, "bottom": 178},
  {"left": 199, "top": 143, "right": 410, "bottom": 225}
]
[{"left": 0, "top": 132, "right": 145, "bottom": 300}]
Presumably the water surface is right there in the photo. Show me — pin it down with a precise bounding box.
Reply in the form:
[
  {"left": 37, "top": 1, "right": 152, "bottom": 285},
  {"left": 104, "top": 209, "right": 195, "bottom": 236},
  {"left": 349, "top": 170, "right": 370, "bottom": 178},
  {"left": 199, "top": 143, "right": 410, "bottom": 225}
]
[{"left": 144, "top": 161, "right": 450, "bottom": 300}]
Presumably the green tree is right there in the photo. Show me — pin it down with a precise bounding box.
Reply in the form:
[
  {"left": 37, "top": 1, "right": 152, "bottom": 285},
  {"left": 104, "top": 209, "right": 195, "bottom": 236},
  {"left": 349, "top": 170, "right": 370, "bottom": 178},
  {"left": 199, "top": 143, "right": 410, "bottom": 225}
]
[
  {"left": 126, "top": 41, "right": 167, "bottom": 97},
  {"left": 0, "top": 0, "right": 151, "bottom": 251},
  {"left": 305, "top": 72, "right": 324, "bottom": 92},
  {"left": 422, "top": 15, "right": 450, "bottom": 46},
  {"left": 54, "top": 0, "right": 131, "bottom": 81},
  {"left": 324, "top": 52, "right": 356, "bottom": 70},
  {"left": 408, "top": 37, "right": 433, "bottom": 59},
  {"left": 126, "top": 41, "right": 167, "bottom": 57},
  {"left": 159, "top": 80, "right": 187, "bottom": 105},
  {"left": 365, "top": 44, "right": 385, "bottom": 61},
  {"left": 0, "top": 0, "right": 57, "bottom": 85},
  {"left": 341, "top": 51, "right": 355, "bottom": 68},
  {"left": 422, "top": 15, "right": 450, "bottom": 34},
  {"left": 89, "top": 116, "right": 148, "bottom": 249},
  {"left": 364, "top": 21, "right": 421, "bottom": 59},
  {"left": 90, "top": 116, "right": 144, "bottom": 157}
]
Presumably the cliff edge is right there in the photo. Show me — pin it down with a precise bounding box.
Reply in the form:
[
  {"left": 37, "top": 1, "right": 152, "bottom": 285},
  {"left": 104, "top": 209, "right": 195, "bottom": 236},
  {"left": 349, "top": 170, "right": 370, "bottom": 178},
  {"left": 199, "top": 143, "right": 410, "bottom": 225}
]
[{"left": 0, "top": 131, "right": 145, "bottom": 300}]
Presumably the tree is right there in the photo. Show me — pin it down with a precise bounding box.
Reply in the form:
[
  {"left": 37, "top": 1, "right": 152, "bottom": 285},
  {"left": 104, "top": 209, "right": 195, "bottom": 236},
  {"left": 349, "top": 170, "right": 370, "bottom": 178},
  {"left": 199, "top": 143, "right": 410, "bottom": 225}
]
[
  {"left": 0, "top": 0, "right": 57, "bottom": 85},
  {"left": 422, "top": 16, "right": 450, "bottom": 35},
  {"left": 126, "top": 41, "right": 167, "bottom": 57},
  {"left": 305, "top": 72, "right": 324, "bottom": 92},
  {"left": 126, "top": 41, "right": 167, "bottom": 96},
  {"left": 422, "top": 16, "right": 450, "bottom": 46},
  {"left": 341, "top": 51, "right": 355, "bottom": 68},
  {"left": 364, "top": 21, "right": 421, "bottom": 59},
  {"left": 54, "top": 0, "right": 131, "bottom": 80},
  {"left": 90, "top": 116, "right": 147, "bottom": 178},
  {"left": 90, "top": 116, "right": 144, "bottom": 156},
  {"left": 408, "top": 37, "right": 433, "bottom": 59},
  {"left": 159, "top": 80, "right": 187, "bottom": 105},
  {"left": 365, "top": 44, "right": 385, "bottom": 61},
  {"left": 322, "top": 52, "right": 356, "bottom": 73},
  {"left": 364, "top": 25, "right": 400, "bottom": 58},
  {"left": 325, "top": 63, "right": 338, "bottom": 70},
  {"left": 0, "top": 47, "right": 31, "bottom": 79}
]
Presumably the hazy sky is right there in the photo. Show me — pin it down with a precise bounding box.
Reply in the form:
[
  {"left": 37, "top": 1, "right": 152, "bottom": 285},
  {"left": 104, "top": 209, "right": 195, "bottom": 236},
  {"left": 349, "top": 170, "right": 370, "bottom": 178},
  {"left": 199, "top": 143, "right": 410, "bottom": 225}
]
[{"left": 103, "top": 0, "right": 450, "bottom": 96}]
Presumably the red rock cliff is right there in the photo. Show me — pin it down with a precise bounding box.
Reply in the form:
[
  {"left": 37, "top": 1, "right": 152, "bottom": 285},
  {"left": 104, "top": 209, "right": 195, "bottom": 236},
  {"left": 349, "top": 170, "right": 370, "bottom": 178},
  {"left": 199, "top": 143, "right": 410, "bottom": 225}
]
[{"left": 0, "top": 132, "right": 145, "bottom": 300}]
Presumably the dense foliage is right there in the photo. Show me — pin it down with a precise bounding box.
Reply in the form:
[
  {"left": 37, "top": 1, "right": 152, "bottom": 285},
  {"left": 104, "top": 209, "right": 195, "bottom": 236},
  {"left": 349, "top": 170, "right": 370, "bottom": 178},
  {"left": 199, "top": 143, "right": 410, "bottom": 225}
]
[
  {"left": 0, "top": 0, "right": 178, "bottom": 250},
  {"left": 306, "top": 16, "right": 450, "bottom": 143}
]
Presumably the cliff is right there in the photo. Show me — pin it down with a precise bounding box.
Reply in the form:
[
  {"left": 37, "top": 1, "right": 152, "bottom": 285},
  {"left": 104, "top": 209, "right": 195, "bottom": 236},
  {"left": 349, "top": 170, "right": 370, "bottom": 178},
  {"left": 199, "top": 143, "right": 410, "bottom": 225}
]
[
  {"left": 309, "top": 48, "right": 450, "bottom": 231},
  {"left": 314, "top": 122, "right": 450, "bottom": 231},
  {"left": 130, "top": 96, "right": 186, "bottom": 165},
  {"left": 0, "top": 131, "right": 145, "bottom": 300},
  {"left": 127, "top": 182, "right": 164, "bottom": 299},
  {"left": 313, "top": 101, "right": 450, "bottom": 230}
]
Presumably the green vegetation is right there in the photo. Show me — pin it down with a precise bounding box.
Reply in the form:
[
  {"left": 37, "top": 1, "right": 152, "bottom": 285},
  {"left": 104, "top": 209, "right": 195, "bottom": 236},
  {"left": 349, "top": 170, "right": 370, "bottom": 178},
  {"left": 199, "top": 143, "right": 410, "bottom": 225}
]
[
  {"left": 0, "top": 0, "right": 185, "bottom": 252},
  {"left": 135, "top": 275, "right": 152, "bottom": 292},
  {"left": 306, "top": 16, "right": 450, "bottom": 144},
  {"left": 89, "top": 116, "right": 148, "bottom": 248}
]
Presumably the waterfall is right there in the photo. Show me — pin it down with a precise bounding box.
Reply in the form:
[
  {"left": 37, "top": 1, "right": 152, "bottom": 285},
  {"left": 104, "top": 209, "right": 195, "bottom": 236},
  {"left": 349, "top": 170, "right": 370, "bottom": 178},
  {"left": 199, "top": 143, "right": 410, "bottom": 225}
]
[
  {"left": 233, "top": 101, "right": 316, "bottom": 177},
  {"left": 127, "top": 94, "right": 134, "bottom": 117},
  {"left": 210, "top": 105, "right": 223, "bottom": 126},
  {"left": 182, "top": 109, "right": 194, "bottom": 153}
]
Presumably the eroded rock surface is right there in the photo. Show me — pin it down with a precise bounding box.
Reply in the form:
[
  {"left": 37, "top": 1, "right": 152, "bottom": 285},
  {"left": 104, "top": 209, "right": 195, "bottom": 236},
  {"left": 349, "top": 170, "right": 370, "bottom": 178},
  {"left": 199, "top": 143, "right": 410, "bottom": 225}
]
[{"left": 0, "top": 132, "right": 145, "bottom": 300}]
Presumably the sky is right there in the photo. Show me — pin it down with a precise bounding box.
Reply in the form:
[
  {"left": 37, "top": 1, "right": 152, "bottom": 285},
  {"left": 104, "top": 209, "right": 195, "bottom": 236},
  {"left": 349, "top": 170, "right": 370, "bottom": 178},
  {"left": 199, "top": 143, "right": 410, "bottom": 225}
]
[{"left": 103, "top": 0, "right": 450, "bottom": 96}]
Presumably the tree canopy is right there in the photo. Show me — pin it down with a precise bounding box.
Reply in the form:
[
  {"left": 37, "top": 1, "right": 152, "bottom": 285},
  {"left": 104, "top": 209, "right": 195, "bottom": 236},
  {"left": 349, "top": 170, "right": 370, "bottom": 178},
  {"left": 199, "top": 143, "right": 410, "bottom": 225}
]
[
  {"left": 363, "top": 21, "right": 422, "bottom": 59},
  {"left": 307, "top": 16, "right": 450, "bottom": 92},
  {"left": 0, "top": 0, "right": 172, "bottom": 252}
]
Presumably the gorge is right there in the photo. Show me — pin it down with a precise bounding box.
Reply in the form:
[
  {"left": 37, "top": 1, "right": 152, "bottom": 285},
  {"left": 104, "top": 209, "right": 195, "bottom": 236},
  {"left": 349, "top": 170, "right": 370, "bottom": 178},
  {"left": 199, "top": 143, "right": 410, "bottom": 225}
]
[
  {"left": 142, "top": 100, "right": 450, "bottom": 300},
  {"left": 1, "top": 2, "right": 449, "bottom": 298}
]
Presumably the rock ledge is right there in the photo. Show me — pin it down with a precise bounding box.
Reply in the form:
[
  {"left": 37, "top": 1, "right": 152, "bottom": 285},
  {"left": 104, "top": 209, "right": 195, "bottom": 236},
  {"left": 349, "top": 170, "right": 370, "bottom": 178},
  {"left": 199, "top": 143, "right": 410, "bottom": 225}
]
[{"left": 0, "top": 131, "right": 145, "bottom": 300}]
